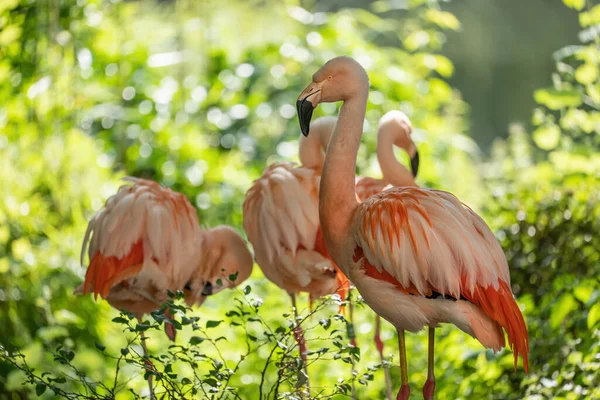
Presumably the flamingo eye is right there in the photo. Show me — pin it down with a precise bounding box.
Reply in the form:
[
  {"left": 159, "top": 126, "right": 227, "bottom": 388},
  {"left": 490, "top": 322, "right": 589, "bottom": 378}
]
[{"left": 201, "top": 281, "right": 213, "bottom": 296}]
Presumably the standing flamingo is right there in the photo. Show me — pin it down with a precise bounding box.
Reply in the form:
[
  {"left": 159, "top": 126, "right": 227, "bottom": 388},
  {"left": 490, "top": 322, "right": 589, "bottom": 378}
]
[
  {"left": 297, "top": 56, "right": 529, "bottom": 400},
  {"left": 76, "top": 178, "right": 253, "bottom": 394},
  {"left": 355, "top": 110, "right": 419, "bottom": 400},
  {"left": 242, "top": 117, "right": 349, "bottom": 386}
]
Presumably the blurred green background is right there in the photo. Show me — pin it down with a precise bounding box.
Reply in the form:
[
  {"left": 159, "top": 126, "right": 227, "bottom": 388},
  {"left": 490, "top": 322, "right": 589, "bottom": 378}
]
[{"left": 1, "top": 0, "right": 599, "bottom": 399}]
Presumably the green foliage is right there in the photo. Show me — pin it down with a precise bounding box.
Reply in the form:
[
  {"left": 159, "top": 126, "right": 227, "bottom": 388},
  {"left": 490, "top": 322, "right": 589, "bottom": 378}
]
[{"left": 1, "top": 0, "right": 599, "bottom": 399}]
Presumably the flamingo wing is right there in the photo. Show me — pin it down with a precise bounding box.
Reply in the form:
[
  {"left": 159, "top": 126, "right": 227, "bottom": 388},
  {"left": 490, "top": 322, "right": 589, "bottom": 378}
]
[
  {"left": 82, "top": 177, "right": 202, "bottom": 299},
  {"left": 243, "top": 163, "right": 321, "bottom": 289},
  {"left": 355, "top": 176, "right": 391, "bottom": 202},
  {"left": 353, "top": 187, "right": 528, "bottom": 371}
]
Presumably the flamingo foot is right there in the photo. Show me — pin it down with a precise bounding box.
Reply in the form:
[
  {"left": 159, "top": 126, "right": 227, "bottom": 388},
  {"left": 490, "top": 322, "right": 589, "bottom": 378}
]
[
  {"left": 396, "top": 384, "right": 410, "bottom": 400},
  {"left": 423, "top": 378, "right": 435, "bottom": 400}
]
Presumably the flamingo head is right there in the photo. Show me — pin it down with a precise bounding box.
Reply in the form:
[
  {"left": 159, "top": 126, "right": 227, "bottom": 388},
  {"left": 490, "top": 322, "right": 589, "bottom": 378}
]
[
  {"left": 297, "top": 56, "right": 369, "bottom": 137},
  {"left": 183, "top": 226, "right": 253, "bottom": 306},
  {"left": 378, "top": 110, "right": 419, "bottom": 177}
]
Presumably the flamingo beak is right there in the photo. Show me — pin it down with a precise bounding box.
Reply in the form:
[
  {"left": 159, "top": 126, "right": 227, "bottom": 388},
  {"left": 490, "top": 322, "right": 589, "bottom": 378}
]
[
  {"left": 297, "top": 82, "right": 322, "bottom": 137},
  {"left": 410, "top": 149, "right": 419, "bottom": 178}
]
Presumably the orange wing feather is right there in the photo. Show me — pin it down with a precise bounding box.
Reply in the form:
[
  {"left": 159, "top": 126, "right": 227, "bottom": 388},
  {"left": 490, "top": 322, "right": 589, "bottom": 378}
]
[
  {"left": 355, "top": 187, "right": 529, "bottom": 372},
  {"left": 460, "top": 276, "right": 529, "bottom": 373},
  {"left": 83, "top": 240, "right": 144, "bottom": 299},
  {"left": 353, "top": 245, "right": 528, "bottom": 372}
]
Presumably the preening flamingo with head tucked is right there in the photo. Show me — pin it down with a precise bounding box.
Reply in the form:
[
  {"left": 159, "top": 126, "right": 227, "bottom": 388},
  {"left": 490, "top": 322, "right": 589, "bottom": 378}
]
[
  {"left": 297, "top": 56, "right": 529, "bottom": 400},
  {"left": 242, "top": 117, "right": 349, "bottom": 384},
  {"left": 76, "top": 177, "right": 254, "bottom": 338}
]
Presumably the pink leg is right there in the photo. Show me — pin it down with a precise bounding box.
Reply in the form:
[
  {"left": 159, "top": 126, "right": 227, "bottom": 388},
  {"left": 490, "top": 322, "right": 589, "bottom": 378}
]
[
  {"left": 396, "top": 329, "right": 410, "bottom": 400},
  {"left": 348, "top": 292, "right": 357, "bottom": 348},
  {"left": 290, "top": 294, "right": 309, "bottom": 391},
  {"left": 136, "top": 315, "right": 155, "bottom": 400},
  {"left": 423, "top": 327, "right": 436, "bottom": 400},
  {"left": 375, "top": 316, "right": 393, "bottom": 400}
]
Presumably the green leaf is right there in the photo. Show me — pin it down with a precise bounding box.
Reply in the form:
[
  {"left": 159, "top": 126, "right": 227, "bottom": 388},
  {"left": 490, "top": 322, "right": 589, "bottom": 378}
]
[
  {"left": 550, "top": 294, "right": 578, "bottom": 328},
  {"left": 181, "top": 377, "right": 192, "bottom": 385},
  {"left": 574, "top": 285, "right": 593, "bottom": 303},
  {"left": 563, "top": 0, "right": 585, "bottom": 11},
  {"left": 319, "top": 318, "right": 331, "bottom": 330},
  {"left": 588, "top": 303, "right": 600, "bottom": 329},
  {"left": 243, "top": 285, "right": 251, "bottom": 295},
  {"left": 206, "top": 320, "right": 223, "bottom": 329},
  {"left": 424, "top": 9, "right": 461, "bottom": 30},
  {"left": 228, "top": 271, "right": 239, "bottom": 282},
  {"left": 533, "top": 124, "right": 561, "bottom": 150},
  {"left": 112, "top": 317, "right": 129, "bottom": 324},
  {"left": 534, "top": 88, "right": 582, "bottom": 110},
  {"left": 190, "top": 336, "right": 205, "bottom": 345},
  {"left": 36, "top": 383, "right": 46, "bottom": 396},
  {"left": 575, "top": 63, "right": 598, "bottom": 85},
  {"left": 580, "top": 4, "right": 600, "bottom": 26}
]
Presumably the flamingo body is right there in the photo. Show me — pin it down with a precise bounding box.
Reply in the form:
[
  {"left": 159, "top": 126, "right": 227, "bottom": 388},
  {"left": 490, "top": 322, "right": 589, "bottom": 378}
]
[
  {"left": 79, "top": 177, "right": 253, "bottom": 316},
  {"left": 349, "top": 187, "right": 528, "bottom": 370},
  {"left": 296, "top": 57, "right": 529, "bottom": 398},
  {"left": 243, "top": 162, "right": 346, "bottom": 298}
]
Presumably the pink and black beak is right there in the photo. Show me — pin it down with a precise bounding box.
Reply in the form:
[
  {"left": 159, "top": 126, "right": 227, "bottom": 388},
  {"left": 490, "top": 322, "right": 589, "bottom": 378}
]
[
  {"left": 410, "top": 150, "right": 419, "bottom": 178},
  {"left": 297, "top": 98, "right": 314, "bottom": 137},
  {"left": 297, "top": 83, "right": 322, "bottom": 137}
]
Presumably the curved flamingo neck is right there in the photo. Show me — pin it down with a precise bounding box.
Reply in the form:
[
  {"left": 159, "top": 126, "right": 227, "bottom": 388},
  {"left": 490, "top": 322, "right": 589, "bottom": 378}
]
[
  {"left": 377, "top": 129, "right": 416, "bottom": 187},
  {"left": 319, "top": 95, "right": 366, "bottom": 246},
  {"left": 299, "top": 127, "right": 327, "bottom": 170}
]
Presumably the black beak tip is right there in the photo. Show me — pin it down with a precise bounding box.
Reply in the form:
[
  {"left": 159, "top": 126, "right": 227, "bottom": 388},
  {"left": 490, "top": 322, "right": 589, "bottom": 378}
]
[
  {"left": 410, "top": 150, "right": 420, "bottom": 178},
  {"left": 296, "top": 99, "right": 314, "bottom": 137}
]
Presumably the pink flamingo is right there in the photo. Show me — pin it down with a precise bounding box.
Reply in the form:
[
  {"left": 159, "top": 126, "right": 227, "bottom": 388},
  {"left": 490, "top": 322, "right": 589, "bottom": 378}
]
[
  {"left": 297, "top": 56, "right": 529, "bottom": 400},
  {"left": 355, "top": 110, "right": 419, "bottom": 400},
  {"left": 242, "top": 117, "right": 349, "bottom": 386},
  {"left": 76, "top": 178, "right": 253, "bottom": 396}
]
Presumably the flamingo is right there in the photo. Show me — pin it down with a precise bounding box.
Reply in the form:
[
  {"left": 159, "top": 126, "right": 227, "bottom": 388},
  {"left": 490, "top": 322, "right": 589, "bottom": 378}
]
[
  {"left": 242, "top": 117, "right": 349, "bottom": 385},
  {"left": 301, "top": 112, "right": 421, "bottom": 399},
  {"left": 355, "top": 110, "right": 419, "bottom": 400},
  {"left": 296, "top": 56, "right": 529, "bottom": 400},
  {"left": 356, "top": 110, "right": 418, "bottom": 200},
  {"left": 76, "top": 177, "right": 253, "bottom": 394}
]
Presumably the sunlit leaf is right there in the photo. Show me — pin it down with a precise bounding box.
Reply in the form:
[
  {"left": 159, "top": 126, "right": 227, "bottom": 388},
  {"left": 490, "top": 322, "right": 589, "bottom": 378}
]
[
  {"left": 425, "top": 9, "right": 461, "bottom": 30},
  {"left": 563, "top": 0, "right": 585, "bottom": 11},
  {"left": 588, "top": 303, "right": 600, "bottom": 329},
  {"left": 533, "top": 124, "right": 561, "bottom": 150},
  {"left": 534, "top": 88, "right": 582, "bottom": 110},
  {"left": 550, "top": 294, "right": 578, "bottom": 328},
  {"left": 579, "top": 4, "right": 600, "bottom": 26}
]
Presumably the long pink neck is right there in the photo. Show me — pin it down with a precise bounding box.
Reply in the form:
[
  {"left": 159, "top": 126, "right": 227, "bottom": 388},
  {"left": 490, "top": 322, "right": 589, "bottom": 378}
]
[
  {"left": 299, "top": 128, "right": 326, "bottom": 169},
  {"left": 377, "top": 130, "right": 416, "bottom": 187},
  {"left": 319, "top": 95, "right": 366, "bottom": 245}
]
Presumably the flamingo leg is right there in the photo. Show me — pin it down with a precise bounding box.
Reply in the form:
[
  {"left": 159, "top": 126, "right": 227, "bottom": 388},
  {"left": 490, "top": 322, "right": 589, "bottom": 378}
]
[
  {"left": 396, "top": 329, "right": 410, "bottom": 400},
  {"left": 423, "top": 327, "right": 436, "bottom": 400},
  {"left": 348, "top": 290, "right": 356, "bottom": 400},
  {"left": 136, "top": 315, "right": 155, "bottom": 400},
  {"left": 375, "top": 316, "right": 393, "bottom": 400},
  {"left": 290, "top": 294, "right": 310, "bottom": 393}
]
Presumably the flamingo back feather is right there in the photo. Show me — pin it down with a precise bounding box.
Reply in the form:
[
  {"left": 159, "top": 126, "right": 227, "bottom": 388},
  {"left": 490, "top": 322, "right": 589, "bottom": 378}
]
[
  {"left": 353, "top": 186, "right": 529, "bottom": 371},
  {"left": 81, "top": 177, "right": 203, "bottom": 302}
]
